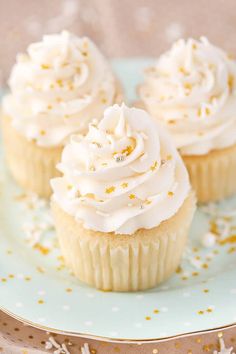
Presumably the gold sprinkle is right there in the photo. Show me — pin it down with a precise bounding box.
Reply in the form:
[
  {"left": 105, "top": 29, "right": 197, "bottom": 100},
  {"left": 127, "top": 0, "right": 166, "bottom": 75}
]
[
  {"left": 153, "top": 350, "right": 159, "bottom": 354},
  {"left": 129, "top": 194, "right": 136, "bottom": 199},
  {"left": 33, "top": 243, "right": 50, "bottom": 255},
  {"left": 197, "top": 107, "right": 202, "bottom": 117},
  {"left": 47, "top": 105, "right": 52, "bottom": 110},
  {"left": 168, "top": 191, "right": 174, "bottom": 197},
  {"left": 82, "top": 51, "right": 88, "bottom": 56},
  {"left": 56, "top": 79, "right": 63, "bottom": 87},
  {"left": 218, "top": 332, "right": 223, "bottom": 338},
  {"left": 228, "top": 74, "right": 234, "bottom": 92},
  {"left": 182, "top": 276, "right": 188, "bottom": 281},
  {"left": 67, "top": 185, "right": 73, "bottom": 190},
  {"left": 150, "top": 161, "right": 158, "bottom": 171},
  {"left": 121, "top": 182, "right": 128, "bottom": 188},
  {"left": 198, "top": 310, "right": 204, "bottom": 315},
  {"left": 122, "top": 145, "right": 134, "bottom": 156},
  {"left": 1, "top": 278, "right": 7, "bottom": 283},
  {"left": 102, "top": 162, "right": 108, "bottom": 166},
  {"left": 38, "top": 299, "right": 44, "bottom": 304},
  {"left": 228, "top": 246, "right": 236, "bottom": 254},
  {"left": 41, "top": 64, "right": 51, "bottom": 70},
  {"left": 144, "top": 200, "right": 152, "bottom": 205},
  {"left": 153, "top": 309, "right": 159, "bottom": 314},
  {"left": 179, "top": 66, "right": 187, "bottom": 74},
  {"left": 8, "top": 274, "right": 14, "bottom": 279},
  {"left": 25, "top": 276, "right": 31, "bottom": 281},
  {"left": 40, "top": 130, "right": 46, "bottom": 136},
  {"left": 168, "top": 119, "right": 176, "bottom": 124},
  {"left": 105, "top": 186, "right": 116, "bottom": 194},
  {"left": 176, "top": 266, "right": 182, "bottom": 274},
  {"left": 192, "top": 43, "right": 197, "bottom": 49},
  {"left": 145, "top": 316, "right": 151, "bottom": 320},
  {"left": 84, "top": 193, "right": 95, "bottom": 199},
  {"left": 166, "top": 155, "right": 172, "bottom": 160},
  {"left": 196, "top": 338, "right": 202, "bottom": 343},
  {"left": 184, "top": 82, "right": 192, "bottom": 90},
  {"left": 101, "top": 98, "right": 107, "bottom": 104},
  {"left": 6, "top": 250, "right": 13, "bottom": 255},
  {"left": 202, "top": 263, "right": 209, "bottom": 269},
  {"left": 56, "top": 97, "right": 62, "bottom": 103},
  {"left": 205, "top": 107, "right": 211, "bottom": 115},
  {"left": 66, "top": 288, "right": 72, "bottom": 293},
  {"left": 203, "top": 289, "right": 209, "bottom": 293},
  {"left": 50, "top": 83, "right": 54, "bottom": 89},
  {"left": 207, "top": 308, "right": 213, "bottom": 313},
  {"left": 36, "top": 266, "right": 45, "bottom": 273},
  {"left": 175, "top": 342, "right": 181, "bottom": 349},
  {"left": 219, "top": 234, "right": 236, "bottom": 245},
  {"left": 91, "top": 350, "right": 97, "bottom": 354},
  {"left": 192, "top": 271, "right": 199, "bottom": 276}
]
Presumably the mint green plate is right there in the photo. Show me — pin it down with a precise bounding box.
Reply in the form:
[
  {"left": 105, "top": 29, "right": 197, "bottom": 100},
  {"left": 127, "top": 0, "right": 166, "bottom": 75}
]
[{"left": 0, "top": 59, "right": 236, "bottom": 341}]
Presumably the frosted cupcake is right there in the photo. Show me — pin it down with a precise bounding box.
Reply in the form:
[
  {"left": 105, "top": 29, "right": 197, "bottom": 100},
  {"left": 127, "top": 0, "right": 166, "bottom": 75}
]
[
  {"left": 2, "top": 31, "right": 122, "bottom": 197},
  {"left": 51, "top": 104, "right": 195, "bottom": 291},
  {"left": 139, "top": 37, "right": 236, "bottom": 203}
]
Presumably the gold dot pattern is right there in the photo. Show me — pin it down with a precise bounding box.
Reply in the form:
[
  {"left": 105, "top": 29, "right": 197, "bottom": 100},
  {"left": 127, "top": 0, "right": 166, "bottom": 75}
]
[{"left": 0, "top": 309, "right": 235, "bottom": 354}]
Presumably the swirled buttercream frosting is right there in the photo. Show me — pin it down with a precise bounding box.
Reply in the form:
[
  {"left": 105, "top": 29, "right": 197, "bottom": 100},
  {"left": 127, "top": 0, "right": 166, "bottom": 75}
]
[
  {"left": 139, "top": 37, "right": 236, "bottom": 155},
  {"left": 51, "top": 103, "right": 190, "bottom": 234},
  {"left": 3, "top": 31, "right": 119, "bottom": 147}
]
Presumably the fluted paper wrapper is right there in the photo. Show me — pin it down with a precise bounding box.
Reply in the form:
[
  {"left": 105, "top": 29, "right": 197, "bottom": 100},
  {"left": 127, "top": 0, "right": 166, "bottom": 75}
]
[
  {"left": 1, "top": 115, "right": 62, "bottom": 198},
  {"left": 51, "top": 192, "right": 195, "bottom": 292},
  {"left": 183, "top": 143, "right": 236, "bottom": 203}
]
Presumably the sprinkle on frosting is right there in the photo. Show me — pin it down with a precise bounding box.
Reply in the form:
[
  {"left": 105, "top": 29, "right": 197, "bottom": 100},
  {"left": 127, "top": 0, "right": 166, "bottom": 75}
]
[
  {"left": 3, "top": 31, "right": 118, "bottom": 147},
  {"left": 139, "top": 37, "right": 236, "bottom": 155},
  {"left": 51, "top": 103, "right": 190, "bottom": 234}
]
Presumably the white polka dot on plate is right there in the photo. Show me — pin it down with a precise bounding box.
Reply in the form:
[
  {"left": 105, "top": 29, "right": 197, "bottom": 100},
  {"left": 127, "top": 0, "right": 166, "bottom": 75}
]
[
  {"left": 84, "top": 321, "right": 93, "bottom": 327},
  {"left": 111, "top": 306, "right": 119, "bottom": 312}
]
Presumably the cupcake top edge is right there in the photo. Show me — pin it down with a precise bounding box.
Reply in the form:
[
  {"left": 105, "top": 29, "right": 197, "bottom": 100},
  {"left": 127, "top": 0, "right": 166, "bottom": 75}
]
[
  {"left": 2, "top": 30, "right": 120, "bottom": 147},
  {"left": 51, "top": 103, "right": 191, "bottom": 235},
  {"left": 139, "top": 36, "right": 236, "bottom": 156}
]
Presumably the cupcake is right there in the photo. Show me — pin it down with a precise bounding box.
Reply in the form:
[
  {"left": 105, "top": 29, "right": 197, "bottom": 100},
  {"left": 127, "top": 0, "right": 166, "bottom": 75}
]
[
  {"left": 51, "top": 103, "right": 195, "bottom": 291},
  {"left": 2, "top": 31, "right": 122, "bottom": 197},
  {"left": 139, "top": 37, "right": 236, "bottom": 203}
]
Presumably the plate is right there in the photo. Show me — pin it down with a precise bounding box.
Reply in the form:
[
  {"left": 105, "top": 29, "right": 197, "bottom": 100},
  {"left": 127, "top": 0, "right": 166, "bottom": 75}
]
[{"left": 0, "top": 59, "right": 236, "bottom": 341}]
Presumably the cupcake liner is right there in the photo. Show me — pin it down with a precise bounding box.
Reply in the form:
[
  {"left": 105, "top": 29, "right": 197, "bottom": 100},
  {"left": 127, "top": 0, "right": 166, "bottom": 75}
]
[
  {"left": 51, "top": 191, "right": 196, "bottom": 292},
  {"left": 183, "top": 143, "right": 236, "bottom": 203},
  {"left": 1, "top": 115, "right": 62, "bottom": 198}
]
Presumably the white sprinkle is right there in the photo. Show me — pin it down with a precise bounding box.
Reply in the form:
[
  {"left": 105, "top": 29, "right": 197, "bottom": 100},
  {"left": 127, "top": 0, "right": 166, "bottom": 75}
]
[
  {"left": 112, "top": 306, "right": 120, "bottom": 312},
  {"left": 48, "top": 337, "right": 60, "bottom": 349},
  {"left": 15, "top": 302, "right": 23, "bottom": 308},
  {"left": 62, "top": 305, "right": 70, "bottom": 311},
  {"left": 134, "top": 322, "right": 143, "bottom": 328},
  {"left": 140, "top": 132, "right": 148, "bottom": 140},
  {"left": 84, "top": 321, "right": 93, "bottom": 327},
  {"left": 81, "top": 343, "right": 91, "bottom": 354},
  {"left": 213, "top": 337, "right": 235, "bottom": 354},
  {"left": 96, "top": 210, "right": 109, "bottom": 217},
  {"left": 140, "top": 153, "right": 147, "bottom": 161},
  {"left": 201, "top": 232, "right": 216, "bottom": 248},
  {"left": 114, "top": 154, "right": 125, "bottom": 162}
]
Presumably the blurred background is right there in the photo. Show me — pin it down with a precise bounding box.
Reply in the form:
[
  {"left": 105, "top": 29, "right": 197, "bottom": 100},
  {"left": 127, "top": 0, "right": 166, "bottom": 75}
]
[{"left": 1, "top": 0, "right": 236, "bottom": 85}]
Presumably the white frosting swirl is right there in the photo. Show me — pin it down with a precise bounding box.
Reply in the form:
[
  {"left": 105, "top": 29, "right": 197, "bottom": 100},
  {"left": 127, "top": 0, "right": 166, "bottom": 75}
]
[
  {"left": 139, "top": 37, "right": 236, "bottom": 155},
  {"left": 51, "top": 104, "right": 190, "bottom": 235},
  {"left": 3, "top": 31, "right": 119, "bottom": 147}
]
